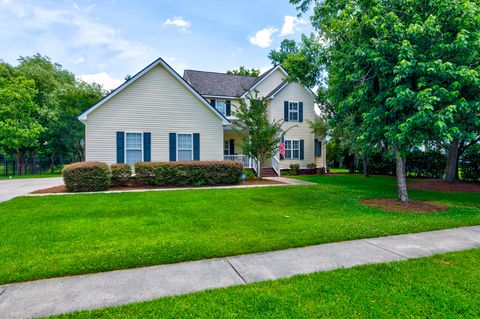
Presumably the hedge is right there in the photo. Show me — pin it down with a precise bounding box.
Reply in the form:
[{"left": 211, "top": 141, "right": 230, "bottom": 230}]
[
  {"left": 460, "top": 145, "right": 480, "bottom": 181},
  {"left": 62, "top": 162, "right": 111, "bottom": 192},
  {"left": 111, "top": 164, "right": 132, "bottom": 186},
  {"left": 135, "top": 161, "right": 243, "bottom": 186}
]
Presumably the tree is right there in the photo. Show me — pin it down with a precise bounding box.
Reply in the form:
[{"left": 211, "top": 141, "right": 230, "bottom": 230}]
[
  {"left": 226, "top": 66, "right": 260, "bottom": 77},
  {"left": 233, "top": 95, "right": 284, "bottom": 178},
  {"left": 291, "top": 0, "right": 480, "bottom": 202},
  {"left": 0, "top": 76, "right": 43, "bottom": 174},
  {"left": 268, "top": 35, "right": 322, "bottom": 88}
]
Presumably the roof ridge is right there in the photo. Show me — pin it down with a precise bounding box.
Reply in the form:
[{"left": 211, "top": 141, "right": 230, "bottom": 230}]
[{"left": 184, "top": 69, "right": 258, "bottom": 78}]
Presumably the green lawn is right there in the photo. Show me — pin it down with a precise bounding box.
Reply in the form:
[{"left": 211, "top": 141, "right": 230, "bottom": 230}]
[
  {"left": 1, "top": 175, "right": 479, "bottom": 285},
  {"left": 0, "top": 172, "right": 62, "bottom": 179},
  {"left": 57, "top": 248, "right": 480, "bottom": 318}
]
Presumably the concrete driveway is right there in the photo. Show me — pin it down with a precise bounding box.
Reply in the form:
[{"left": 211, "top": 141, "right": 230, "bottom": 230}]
[{"left": 0, "top": 177, "right": 64, "bottom": 203}]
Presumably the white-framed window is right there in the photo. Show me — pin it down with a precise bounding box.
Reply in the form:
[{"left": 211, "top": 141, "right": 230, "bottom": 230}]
[
  {"left": 285, "top": 140, "right": 300, "bottom": 159},
  {"left": 177, "top": 133, "right": 193, "bottom": 161},
  {"left": 215, "top": 100, "right": 227, "bottom": 116},
  {"left": 288, "top": 102, "right": 299, "bottom": 121},
  {"left": 224, "top": 140, "right": 229, "bottom": 155},
  {"left": 126, "top": 132, "right": 143, "bottom": 166}
]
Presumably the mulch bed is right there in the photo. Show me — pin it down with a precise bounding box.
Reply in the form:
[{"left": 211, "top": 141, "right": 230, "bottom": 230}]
[
  {"left": 408, "top": 179, "right": 480, "bottom": 192},
  {"left": 31, "top": 178, "right": 285, "bottom": 194},
  {"left": 362, "top": 198, "right": 448, "bottom": 213}
]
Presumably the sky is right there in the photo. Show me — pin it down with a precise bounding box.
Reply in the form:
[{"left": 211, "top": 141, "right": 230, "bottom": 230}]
[{"left": 0, "top": 0, "right": 312, "bottom": 90}]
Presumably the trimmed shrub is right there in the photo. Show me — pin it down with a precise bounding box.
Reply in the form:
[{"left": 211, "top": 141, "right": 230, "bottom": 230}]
[
  {"left": 306, "top": 163, "right": 317, "bottom": 175},
  {"left": 289, "top": 163, "right": 300, "bottom": 175},
  {"left": 242, "top": 169, "right": 257, "bottom": 180},
  {"left": 406, "top": 150, "right": 446, "bottom": 178},
  {"left": 460, "top": 145, "right": 480, "bottom": 181},
  {"left": 135, "top": 161, "right": 243, "bottom": 186},
  {"left": 62, "top": 162, "right": 111, "bottom": 192},
  {"left": 111, "top": 164, "right": 132, "bottom": 186}
]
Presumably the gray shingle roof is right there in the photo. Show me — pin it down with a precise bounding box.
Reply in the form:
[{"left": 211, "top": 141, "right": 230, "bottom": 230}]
[{"left": 183, "top": 70, "right": 258, "bottom": 97}]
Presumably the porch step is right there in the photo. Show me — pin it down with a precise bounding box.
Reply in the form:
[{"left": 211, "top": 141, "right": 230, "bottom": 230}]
[{"left": 261, "top": 167, "right": 278, "bottom": 177}]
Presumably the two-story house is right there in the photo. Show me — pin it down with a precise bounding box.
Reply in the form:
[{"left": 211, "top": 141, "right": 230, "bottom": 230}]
[{"left": 78, "top": 57, "right": 326, "bottom": 176}]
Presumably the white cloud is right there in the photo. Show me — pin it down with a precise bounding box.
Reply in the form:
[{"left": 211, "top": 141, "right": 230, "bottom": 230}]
[
  {"left": 78, "top": 72, "right": 123, "bottom": 91},
  {"left": 249, "top": 27, "right": 278, "bottom": 48},
  {"left": 73, "top": 57, "right": 85, "bottom": 64},
  {"left": 280, "top": 15, "right": 307, "bottom": 36},
  {"left": 163, "top": 17, "right": 190, "bottom": 31}
]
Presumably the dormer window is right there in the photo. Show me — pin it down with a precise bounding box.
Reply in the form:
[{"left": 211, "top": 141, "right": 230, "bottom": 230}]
[{"left": 215, "top": 100, "right": 227, "bottom": 116}]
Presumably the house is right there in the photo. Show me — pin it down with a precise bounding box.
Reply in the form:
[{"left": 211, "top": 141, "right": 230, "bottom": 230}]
[{"left": 78, "top": 57, "right": 326, "bottom": 176}]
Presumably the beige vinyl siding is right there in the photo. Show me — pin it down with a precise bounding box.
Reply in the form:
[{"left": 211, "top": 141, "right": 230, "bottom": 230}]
[
  {"left": 269, "top": 82, "right": 317, "bottom": 169},
  {"left": 255, "top": 69, "right": 286, "bottom": 98},
  {"left": 84, "top": 64, "right": 223, "bottom": 165}
]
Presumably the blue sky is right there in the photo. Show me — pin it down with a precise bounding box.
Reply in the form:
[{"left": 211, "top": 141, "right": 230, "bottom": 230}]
[{"left": 0, "top": 0, "right": 311, "bottom": 90}]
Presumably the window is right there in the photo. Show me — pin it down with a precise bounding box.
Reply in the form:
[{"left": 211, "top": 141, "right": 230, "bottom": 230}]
[
  {"left": 177, "top": 133, "right": 193, "bottom": 161},
  {"left": 285, "top": 140, "right": 300, "bottom": 159},
  {"left": 126, "top": 132, "right": 142, "bottom": 165},
  {"left": 224, "top": 140, "right": 229, "bottom": 155},
  {"left": 215, "top": 100, "right": 226, "bottom": 116},
  {"left": 288, "top": 102, "right": 299, "bottom": 121}
]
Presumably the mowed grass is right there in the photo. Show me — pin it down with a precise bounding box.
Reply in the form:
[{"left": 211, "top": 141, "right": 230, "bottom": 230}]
[
  {"left": 1, "top": 175, "right": 479, "bottom": 285},
  {"left": 57, "top": 248, "right": 480, "bottom": 318}
]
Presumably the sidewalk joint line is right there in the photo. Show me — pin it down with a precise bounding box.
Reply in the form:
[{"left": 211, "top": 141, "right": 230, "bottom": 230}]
[
  {"left": 361, "top": 239, "right": 408, "bottom": 259},
  {"left": 224, "top": 258, "right": 247, "bottom": 284}
]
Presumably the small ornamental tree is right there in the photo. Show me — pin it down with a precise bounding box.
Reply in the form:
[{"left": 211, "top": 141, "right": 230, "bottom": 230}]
[{"left": 233, "top": 95, "right": 284, "bottom": 178}]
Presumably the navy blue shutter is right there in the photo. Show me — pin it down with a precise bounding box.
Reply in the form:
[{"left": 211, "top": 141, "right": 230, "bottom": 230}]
[
  {"left": 226, "top": 101, "right": 231, "bottom": 116},
  {"left": 116, "top": 132, "right": 125, "bottom": 164},
  {"left": 284, "top": 101, "right": 289, "bottom": 121},
  {"left": 193, "top": 133, "right": 200, "bottom": 160},
  {"left": 300, "top": 140, "right": 304, "bottom": 160},
  {"left": 169, "top": 133, "right": 176, "bottom": 161},
  {"left": 143, "top": 133, "right": 151, "bottom": 162},
  {"left": 299, "top": 102, "right": 303, "bottom": 122},
  {"left": 315, "top": 139, "right": 322, "bottom": 157},
  {"left": 229, "top": 139, "right": 234, "bottom": 155},
  {"left": 210, "top": 100, "right": 215, "bottom": 107}
]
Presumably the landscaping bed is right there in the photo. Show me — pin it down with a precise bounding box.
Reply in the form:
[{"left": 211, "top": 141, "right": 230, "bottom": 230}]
[
  {"left": 408, "top": 178, "right": 480, "bottom": 192},
  {"left": 362, "top": 198, "right": 448, "bottom": 213},
  {"left": 31, "top": 178, "right": 284, "bottom": 194}
]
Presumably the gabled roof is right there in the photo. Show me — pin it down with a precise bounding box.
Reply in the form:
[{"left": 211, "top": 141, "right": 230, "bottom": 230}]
[
  {"left": 240, "top": 65, "right": 289, "bottom": 98},
  {"left": 265, "top": 80, "right": 317, "bottom": 100},
  {"left": 183, "top": 70, "right": 257, "bottom": 97},
  {"left": 78, "top": 58, "right": 230, "bottom": 125}
]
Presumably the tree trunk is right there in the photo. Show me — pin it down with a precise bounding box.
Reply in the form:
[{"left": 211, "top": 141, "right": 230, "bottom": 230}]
[
  {"left": 256, "top": 159, "right": 262, "bottom": 179},
  {"left": 16, "top": 149, "right": 26, "bottom": 175},
  {"left": 394, "top": 146, "right": 409, "bottom": 203},
  {"left": 443, "top": 139, "right": 460, "bottom": 183},
  {"left": 362, "top": 154, "right": 369, "bottom": 177}
]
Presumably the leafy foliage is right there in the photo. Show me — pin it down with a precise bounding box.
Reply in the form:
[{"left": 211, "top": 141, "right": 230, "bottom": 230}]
[
  {"left": 290, "top": 0, "right": 480, "bottom": 200},
  {"left": 62, "top": 162, "right": 111, "bottom": 192},
  {"left": 460, "top": 144, "right": 480, "bottom": 181},
  {"left": 134, "top": 161, "right": 243, "bottom": 186},
  {"left": 226, "top": 66, "right": 260, "bottom": 77},
  {"left": 110, "top": 164, "right": 132, "bottom": 186},
  {"left": 233, "top": 96, "right": 285, "bottom": 177}
]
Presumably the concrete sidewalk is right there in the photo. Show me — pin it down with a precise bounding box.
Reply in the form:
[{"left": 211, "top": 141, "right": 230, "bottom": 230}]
[
  {"left": 0, "top": 177, "right": 64, "bottom": 203},
  {"left": 1, "top": 226, "right": 479, "bottom": 318}
]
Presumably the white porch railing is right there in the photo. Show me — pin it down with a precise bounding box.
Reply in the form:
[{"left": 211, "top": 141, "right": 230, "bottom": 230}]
[
  {"left": 224, "top": 155, "right": 252, "bottom": 168},
  {"left": 272, "top": 156, "right": 280, "bottom": 176}
]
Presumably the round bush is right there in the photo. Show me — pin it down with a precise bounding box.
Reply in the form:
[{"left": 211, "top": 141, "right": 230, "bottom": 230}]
[
  {"left": 111, "top": 164, "right": 132, "bottom": 186},
  {"left": 62, "top": 162, "right": 111, "bottom": 192}
]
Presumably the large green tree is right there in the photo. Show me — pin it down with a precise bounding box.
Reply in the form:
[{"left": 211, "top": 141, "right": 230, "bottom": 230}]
[
  {"left": 0, "top": 76, "right": 43, "bottom": 174},
  {"left": 291, "top": 0, "right": 480, "bottom": 202}
]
